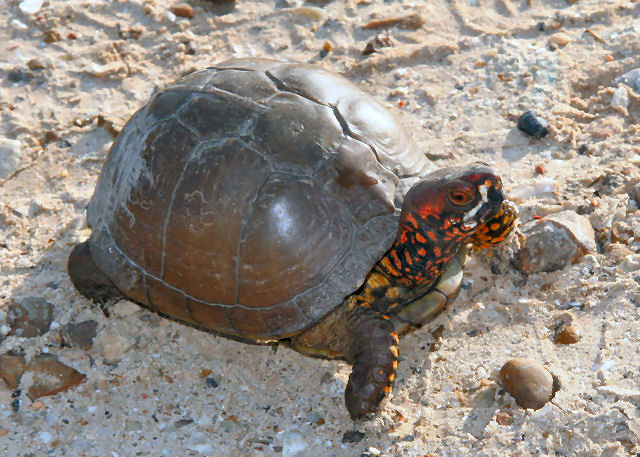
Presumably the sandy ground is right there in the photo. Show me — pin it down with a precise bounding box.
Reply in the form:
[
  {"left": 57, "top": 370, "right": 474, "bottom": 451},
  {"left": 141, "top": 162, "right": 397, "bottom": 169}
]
[{"left": 1, "top": 0, "right": 640, "bottom": 456}]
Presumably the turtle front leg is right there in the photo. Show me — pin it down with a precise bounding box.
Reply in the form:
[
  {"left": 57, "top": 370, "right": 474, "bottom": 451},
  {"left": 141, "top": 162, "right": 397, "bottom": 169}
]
[{"left": 343, "top": 307, "right": 399, "bottom": 419}]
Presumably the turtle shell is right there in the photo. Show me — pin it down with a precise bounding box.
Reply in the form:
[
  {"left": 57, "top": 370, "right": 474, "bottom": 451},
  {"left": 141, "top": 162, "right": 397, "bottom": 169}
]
[{"left": 85, "top": 58, "right": 433, "bottom": 340}]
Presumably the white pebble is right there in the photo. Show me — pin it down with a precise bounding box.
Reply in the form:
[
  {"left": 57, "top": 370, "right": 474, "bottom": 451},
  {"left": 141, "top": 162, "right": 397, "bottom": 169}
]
[
  {"left": 611, "top": 86, "right": 629, "bottom": 111},
  {"left": 0, "top": 138, "right": 22, "bottom": 180},
  {"left": 10, "top": 19, "right": 29, "bottom": 30},
  {"left": 19, "top": 0, "right": 43, "bottom": 14},
  {"left": 283, "top": 431, "right": 308, "bottom": 457},
  {"left": 39, "top": 431, "right": 52, "bottom": 444},
  {"left": 88, "top": 406, "right": 97, "bottom": 413}
]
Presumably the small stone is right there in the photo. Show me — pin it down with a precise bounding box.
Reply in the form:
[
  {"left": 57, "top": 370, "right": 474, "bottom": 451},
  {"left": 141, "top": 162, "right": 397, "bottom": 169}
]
[
  {"left": 554, "top": 324, "right": 581, "bottom": 344},
  {"left": 549, "top": 32, "right": 570, "bottom": 47},
  {"left": 0, "top": 138, "right": 22, "bottom": 180},
  {"left": 517, "top": 210, "right": 596, "bottom": 273},
  {"left": 18, "top": 0, "right": 43, "bottom": 14},
  {"left": 362, "top": 33, "right": 394, "bottom": 55},
  {"left": 11, "top": 19, "right": 29, "bottom": 30},
  {"left": 205, "top": 377, "right": 218, "bottom": 388},
  {"left": 282, "top": 431, "right": 308, "bottom": 457},
  {"left": 7, "top": 297, "right": 54, "bottom": 338},
  {"left": 306, "top": 411, "right": 325, "bottom": 425},
  {"left": 611, "top": 86, "right": 630, "bottom": 112},
  {"left": 615, "top": 68, "right": 640, "bottom": 93},
  {"left": 612, "top": 221, "right": 634, "bottom": 244},
  {"left": 43, "top": 29, "right": 62, "bottom": 44},
  {"left": 171, "top": 4, "right": 195, "bottom": 18},
  {"left": 495, "top": 410, "right": 514, "bottom": 425},
  {"left": 534, "top": 163, "right": 545, "bottom": 175},
  {"left": 94, "top": 332, "right": 134, "bottom": 363},
  {"left": 498, "top": 358, "right": 560, "bottom": 410},
  {"left": 61, "top": 320, "right": 98, "bottom": 350},
  {"left": 287, "top": 6, "right": 326, "bottom": 22},
  {"left": 26, "top": 353, "right": 87, "bottom": 400},
  {"left": 341, "top": 430, "right": 365, "bottom": 443},
  {"left": 517, "top": 111, "right": 549, "bottom": 138},
  {"left": 509, "top": 178, "right": 556, "bottom": 202},
  {"left": 27, "top": 58, "right": 46, "bottom": 70},
  {"left": 0, "top": 352, "right": 26, "bottom": 389}
]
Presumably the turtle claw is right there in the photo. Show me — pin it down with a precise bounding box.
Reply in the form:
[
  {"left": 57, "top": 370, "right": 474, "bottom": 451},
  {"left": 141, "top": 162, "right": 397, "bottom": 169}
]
[{"left": 471, "top": 199, "right": 518, "bottom": 248}]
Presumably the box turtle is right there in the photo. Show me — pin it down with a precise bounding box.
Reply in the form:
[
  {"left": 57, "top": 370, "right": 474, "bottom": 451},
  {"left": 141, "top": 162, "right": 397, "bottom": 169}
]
[{"left": 68, "top": 58, "right": 517, "bottom": 419}]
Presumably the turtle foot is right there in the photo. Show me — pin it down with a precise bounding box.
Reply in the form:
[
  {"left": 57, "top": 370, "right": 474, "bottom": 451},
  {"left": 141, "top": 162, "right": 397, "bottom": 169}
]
[
  {"left": 344, "top": 313, "right": 399, "bottom": 420},
  {"left": 68, "top": 240, "right": 122, "bottom": 304}
]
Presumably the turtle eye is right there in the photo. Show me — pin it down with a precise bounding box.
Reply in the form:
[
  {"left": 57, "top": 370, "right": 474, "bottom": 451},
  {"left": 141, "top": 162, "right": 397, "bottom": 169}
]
[{"left": 448, "top": 188, "right": 474, "bottom": 206}]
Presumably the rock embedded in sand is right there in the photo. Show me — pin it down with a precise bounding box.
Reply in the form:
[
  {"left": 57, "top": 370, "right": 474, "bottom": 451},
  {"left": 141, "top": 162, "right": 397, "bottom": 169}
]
[
  {"left": 517, "top": 210, "right": 596, "bottom": 274},
  {"left": 0, "top": 138, "right": 22, "bottom": 180},
  {"left": 7, "top": 297, "right": 54, "bottom": 338},
  {"left": 499, "top": 358, "right": 560, "bottom": 410},
  {"left": 61, "top": 320, "right": 98, "bottom": 350},
  {"left": 171, "top": 4, "right": 195, "bottom": 18},
  {"left": 0, "top": 352, "right": 26, "bottom": 389},
  {"left": 26, "top": 353, "right": 87, "bottom": 399},
  {"left": 549, "top": 32, "right": 570, "bottom": 48},
  {"left": 554, "top": 324, "right": 581, "bottom": 344},
  {"left": 517, "top": 111, "right": 549, "bottom": 138},
  {"left": 362, "top": 33, "right": 394, "bottom": 55},
  {"left": 18, "top": 0, "right": 43, "bottom": 14},
  {"left": 282, "top": 431, "right": 309, "bottom": 457}
]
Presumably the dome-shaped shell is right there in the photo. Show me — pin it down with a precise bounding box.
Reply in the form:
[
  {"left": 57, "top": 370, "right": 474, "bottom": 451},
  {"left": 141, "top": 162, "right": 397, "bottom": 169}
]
[{"left": 86, "top": 58, "right": 432, "bottom": 340}]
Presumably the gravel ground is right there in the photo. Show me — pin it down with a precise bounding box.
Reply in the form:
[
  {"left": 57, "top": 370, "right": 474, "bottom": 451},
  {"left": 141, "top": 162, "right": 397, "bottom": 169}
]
[{"left": 1, "top": 0, "right": 639, "bottom": 456}]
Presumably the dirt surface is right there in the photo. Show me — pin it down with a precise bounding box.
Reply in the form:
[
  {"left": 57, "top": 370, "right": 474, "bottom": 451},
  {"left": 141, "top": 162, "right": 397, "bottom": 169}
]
[{"left": 1, "top": 0, "right": 640, "bottom": 456}]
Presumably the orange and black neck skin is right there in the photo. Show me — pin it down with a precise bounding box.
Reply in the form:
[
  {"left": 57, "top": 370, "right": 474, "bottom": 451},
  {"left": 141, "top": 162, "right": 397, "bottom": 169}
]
[
  {"left": 379, "top": 211, "right": 462, "bottom": 287},
  {"left": 352, "top": 210, "right": 466, "bottom": 316}
]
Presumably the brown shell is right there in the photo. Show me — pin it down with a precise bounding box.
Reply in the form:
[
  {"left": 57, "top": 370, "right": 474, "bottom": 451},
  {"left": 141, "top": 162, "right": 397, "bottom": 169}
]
[{"left": 85, "top": 58, "right": 432, "bottom": 340}]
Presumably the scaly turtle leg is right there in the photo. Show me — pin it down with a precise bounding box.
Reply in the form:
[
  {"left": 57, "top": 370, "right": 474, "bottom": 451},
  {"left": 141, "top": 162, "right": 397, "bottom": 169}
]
[
  {"left": 291, "top": 304, "right": 399, "bottom": 420},
  {"left": 343, "top": 307, "right": 399, "bottom": 419},
  {"left": 68, "top": 240, "right": 122, "bottom": 305}
]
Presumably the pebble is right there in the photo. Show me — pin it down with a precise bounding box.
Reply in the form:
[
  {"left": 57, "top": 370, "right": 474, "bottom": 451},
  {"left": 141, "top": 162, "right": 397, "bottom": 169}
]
[
  {"left": 0, "top": 352, "right": 26, "bottom": 389},
  {"left": 94, "top": 332, "right": 134, "bottom": 363},
  {"left": 26, "top": 58, "right": 46, "bottom": 70},
  {"left": 306, "top": 411, "right": 325, "bottom": 425},
  {"left": 61, "top": 320, "right": 98, "bottom": 350},
  {"left": 282, "top": 431, "right": 308, "bottom": 457},
  {"left": 7, "top": 297, "right": 54, "bottom": 338},
  {"left": 554, "top": 324, "right": 581, "bottom": 344},
  {"left": 0, "top": 138, "right": 22, "bottom": 180},
  {"left": 287, "top": 6, "right": 326, "bottom": 22},
  {"left": 499, "top": 358, "right": 560, "bottom": 410},
  {"left": 341, "top": 430, "right": 365, "bottom": 443},
  {"left": 509, "top": 178, "right": 556, "bottom": 201},
  {"left": 615, "top": 67, "right": 640, "bottom": 93},
  {"left": 10, "top": 19, "right": 29, "bottom": 30},
  {"left": 362, "top": 33, "right": 394, "bottom": 55},
  {"left": 517, "top": 111, "right": 549, "bottom": 138},
  {"left": 549, "top": 32, "right": 570, "bottom": 48},
  {"left": 517, "top": 210, "right": 596, "bottom": 274},
  {"left": 495, "top": 410, "right": 514, "bottom": 426},
  {"left": 26, "top": 353, "right": 87, "bottom": 399},
  {"left": 610, "top": 86, "right": 629, "bottom": 112},
  {"left": 18, "top": 0, "right": 43, "bottom": 14},
  {"left": 43, "top": 29, "right": 62, "bottom": 44},
  {"left": 171, "top": 4, "right": 195, "bottom": 18}
]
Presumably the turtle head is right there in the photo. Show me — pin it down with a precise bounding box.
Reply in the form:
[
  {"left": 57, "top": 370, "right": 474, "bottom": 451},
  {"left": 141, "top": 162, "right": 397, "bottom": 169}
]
[{"left": 399, "top": 163, "right": 506, "bottom": 244}]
